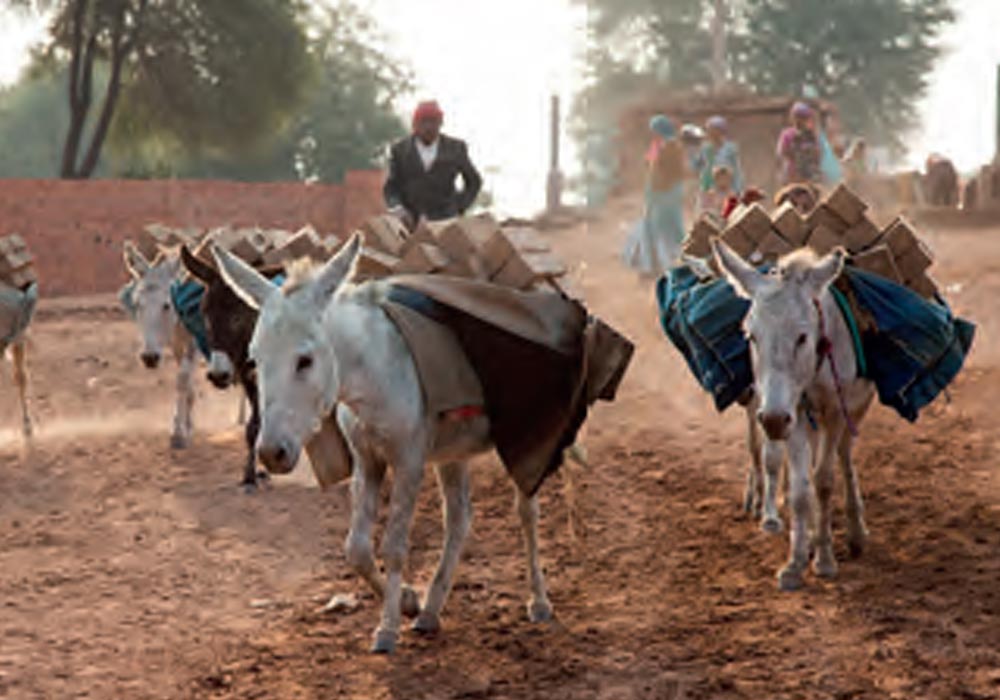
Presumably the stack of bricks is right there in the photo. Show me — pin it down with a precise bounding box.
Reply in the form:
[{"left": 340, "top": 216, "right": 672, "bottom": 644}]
[
  {"left": 351, "top": 212, "right": 579, "bottom": 298},
  {"left": 0, "top": 235, "right": 37, "bottom": 289},
  {"left": 682, "top": 183, "right": 939, "bottom": 300}
]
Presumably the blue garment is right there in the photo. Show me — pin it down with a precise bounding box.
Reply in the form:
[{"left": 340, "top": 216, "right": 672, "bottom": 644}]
[
  {"left": 170, "top": 280, "right": 210, "bottom": 360},
  {"left": 696, "top": 140, "right": 744, "bottom": 194},
  {"left": 0, "top": 281, "right": 37, "bottom": 347},
  {"left": 656, "top": 265, "right": 975, "bottom": 421},
  {"left": 819, "top": 130, "right": 843, "bottom": 184},
  {"left": 623, "top": 183, "right": 686, "bottom": 276}
]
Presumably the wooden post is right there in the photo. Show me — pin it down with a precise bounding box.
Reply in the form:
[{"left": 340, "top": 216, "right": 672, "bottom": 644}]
[
  {"left": 546, "top": 94, "right": 563, "bottom": 212},
  {"left": 711, "top": 0, "right": 727, "bottom": 92}
]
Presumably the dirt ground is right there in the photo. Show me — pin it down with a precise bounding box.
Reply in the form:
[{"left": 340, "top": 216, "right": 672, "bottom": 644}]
[{"left": 1, "top": 202, "right": 998, "bottom": 700}]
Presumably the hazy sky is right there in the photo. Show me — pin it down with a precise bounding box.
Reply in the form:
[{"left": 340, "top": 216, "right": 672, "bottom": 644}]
[{"left": 1, "top": 1, "right": 997, "bottom": 215}]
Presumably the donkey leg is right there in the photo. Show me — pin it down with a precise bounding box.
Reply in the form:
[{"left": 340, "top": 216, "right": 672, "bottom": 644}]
[
  {"left": 239, "top": 380, "right": 266, "bottom": 492},
  {"left": 372, "top": 453, "right": 425, "bottom": 654},
  {"left": 170, "top": 344, "right": 196, "bottom": 449},
  {"left": 838, "top": 431, "right": 867, "bottom": 558},
  {"left": 760, "top": 439, "right": 784, "bottom": 533},
  {"left": 345, "top": 454, "right": 388, "bottom": 597},
  {"left": 811, "top": 424, "right": 843, "bottom": 579},
  {"left": 11, "top": 340, "right": 31, "bottom": 439},
  {"left": 413, "top": 462, "right": 472, "bottom": 635},
  {"left": 743, "top": 406, "right": 764, "bottom": 516},
  {"left": 777, "top": 425, "right": 813, "bottom": 591},
  {"left": 516, "top": 487, "right": 553, "bottom": 622}
]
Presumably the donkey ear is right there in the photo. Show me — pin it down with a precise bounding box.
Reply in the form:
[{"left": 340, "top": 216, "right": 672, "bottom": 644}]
[
  {"left": 311, "top": 232, "right": 362, "bottom": 303},
  {"left": 806, "top": 246, "right": 846, "bottom": 295},
  {"left": 213, "top": 245, "right": 276, "bottom": 311},
  {"left": 711, "top": 237, "right": 762, "bottom": 299},
  {"left": 180, "top": 244, "right": 218, "bottom": 285},
  {"left": 123, "top": 241, "right": 151, "bottom": 279}
]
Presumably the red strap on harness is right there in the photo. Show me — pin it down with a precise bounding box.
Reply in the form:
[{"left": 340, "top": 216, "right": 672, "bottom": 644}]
[
  {"left": 813, "top": 298, "right": 859, "bottom": 437},
  {"left": 442, "top": 405, "right": 485, "bottom": 422}
]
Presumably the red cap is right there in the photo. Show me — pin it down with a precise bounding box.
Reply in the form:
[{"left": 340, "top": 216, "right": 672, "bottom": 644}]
[{"left": 412, "top": 100, "right": 443, "bottom": 128}]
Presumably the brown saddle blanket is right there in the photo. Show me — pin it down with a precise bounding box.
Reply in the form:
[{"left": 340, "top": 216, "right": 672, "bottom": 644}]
[{"left": 380, "top": 275, "right": 633, "bottom": 496}]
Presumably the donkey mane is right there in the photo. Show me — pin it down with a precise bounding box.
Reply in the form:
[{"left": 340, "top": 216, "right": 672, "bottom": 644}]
[
  {"left": 775, "top": 248, "right": 821, "bottom": 282},
  {"left": 281, "top": 258, "right": 319, "bottom": 296}
]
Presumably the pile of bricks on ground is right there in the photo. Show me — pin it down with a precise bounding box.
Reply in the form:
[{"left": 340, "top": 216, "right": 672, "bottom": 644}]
[
  {"left": 132, "top": 213, "right": 580, "bottom": 298},
  {"left": 683, "top": 183, "right": 938, "bottom": 299},
  {"left": 0, "top": 235, "right": 37, "bottom": 289}
]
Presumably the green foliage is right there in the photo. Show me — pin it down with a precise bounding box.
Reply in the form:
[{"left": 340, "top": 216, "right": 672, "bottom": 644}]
[{"left": 573, "top": 0, "right": 955, "bottom": 179}]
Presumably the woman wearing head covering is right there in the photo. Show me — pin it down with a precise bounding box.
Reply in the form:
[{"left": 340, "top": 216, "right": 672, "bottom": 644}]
[
  {"left": 776, "top": 102, "right": 823, "bottom": 186},
  {"left": 694, "top": 115, "right": 744, "bottom": 213},
  {"left": 622, "top": 114, "right": 687, "bottom": 277}
]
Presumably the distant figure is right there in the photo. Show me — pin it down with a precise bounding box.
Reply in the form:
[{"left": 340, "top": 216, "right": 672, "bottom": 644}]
[
  {"left": 695, "top": 115, "right": 744, "bottom": 210},
  {"left": 622, "top": 114, "right": 686, "bottom": 277},
  {"left": 699, "top": 165, "right": 736, "bottom": 219},
  {"left": 842, "top": 138, "right": 868, "bottom": 183},
  {"left": 777, "top": 102, "right": 822, "bottom": 185},
  {"left": 679, "top": 123, "right": 705, "bottom": 212},
  {"left": 923, "top": 154, "right": 959, "bottom": 207},
  {"left": 384, "top": 100, "right": 483, "bottom": 229}
]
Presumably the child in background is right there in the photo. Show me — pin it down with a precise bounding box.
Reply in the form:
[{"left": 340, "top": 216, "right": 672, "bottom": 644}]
[{"left": 699, "top": 165, "right": 735, "bottom": 221}]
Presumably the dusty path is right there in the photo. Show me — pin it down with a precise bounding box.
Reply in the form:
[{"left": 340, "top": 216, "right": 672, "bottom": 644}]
[{"left": 0, "top": 204, "right": 997, "bottom": 699}]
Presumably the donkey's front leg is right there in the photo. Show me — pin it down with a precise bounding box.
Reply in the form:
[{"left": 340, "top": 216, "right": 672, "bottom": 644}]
[
  {"left": 516, "top": 487, "right": 553, "bottom": 622},
  {"left": 760, "top": 438, "right": 784, "bottom": 533},
  {"left": 239, "top": 379, "right": 267, "bottom": 493},
  {"left": 372, "top": 452, "right": 425, "bottom": 654},
  {"left": 412, "top": 462, "right": 472, "bottom": 635},
  {"left": 743, "top": 404, "right": 764, "bottom": 517},
  {"left": 777, "top": 424, "right": 813, "bottom": 591},
  {"left": 11, "top": 340, "right": 32, "bottom": 439},
  {"left": 170, "top": 341, "right": 196, "bottom": 449}
]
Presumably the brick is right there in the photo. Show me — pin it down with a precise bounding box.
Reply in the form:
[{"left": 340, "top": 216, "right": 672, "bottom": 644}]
[
  {"left": 843, "top": 217, "right": 882, "bottom": 253},
  {"left": 756, "top": 231, "right": 795, "bottom": 262},
  {"left": 806, "top": 225, "right": 843, "bottom": 256},
  {"left": 881, "top": 217, "right": 919, "bottom": 257},
  {"left": 907, "top": 272, "right": 939, "bottom": 300},
  {"left": 480, "top": 227, "right": 550, "bottom": 278},
  {"left": 353, "top": 247, "right": 400, "bottom": 280},
  {"left": 492, "top": 250, "right": 567, "bottom": 289},
  {"left": 771, "top": 201, "right": 808, "bottom": 247},
  {"left": 359, "top": 214, "right": 408, "bottom": 256},
  {"left": 684, "top": 216, "right": 721, "bottom": 258},
  {"left": 805, "top": 204, "right": 849, "bottom": 235},
  {"left": 823, "top": 183, "right": 867, "bottom": 225},
  {"left": 894, "top": 238, "right": 934, "bottom": 283},
  {"left": 726, "top": 202, "right": 773, "bottom": 244},
  {"left": 721, "top": 222, "right": 755, "bottom": 259},
  {"left": 852, "top": 245, "right": 903, "bottom": 285},
  {"left": 397, "top": 242, "right": 449, "bottom": 274}
]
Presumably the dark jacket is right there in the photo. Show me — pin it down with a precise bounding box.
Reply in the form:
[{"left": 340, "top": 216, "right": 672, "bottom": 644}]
[{"left": 383, "top": 134, "right": 483, "bottom": 222}]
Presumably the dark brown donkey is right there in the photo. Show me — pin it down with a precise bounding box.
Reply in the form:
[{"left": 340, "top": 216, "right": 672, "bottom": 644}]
[{"left": 179, "top": 245, "right": 281, "bottom": 492}]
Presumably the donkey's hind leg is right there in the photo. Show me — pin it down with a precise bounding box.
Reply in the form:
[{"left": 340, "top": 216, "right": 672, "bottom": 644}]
[
  {"left": 516, "top": 486, "right": 553, "bottom": 623},
  {"left": 838, "top": 431, "right": 867, "bottom": 558},
  {"left": 239, "top": 380, "right": 267, "bottom": 493},
  {"left": 11, "top": 340, "right": 31, "bottom": 439},
  {"left": 413, "top": 461, "right": 472, "bottom": 635},
  {"left": 742, "top": 403, "right": 763, "bottom": 517},
  {"left": 170, "top": 339, "right": 196, "bottom": 449}
]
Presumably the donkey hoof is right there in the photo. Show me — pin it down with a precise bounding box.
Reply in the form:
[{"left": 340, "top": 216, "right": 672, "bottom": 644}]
[
  {"left": 400, "top": 586, "right": 421, "bottom": 619},
  {"left": 241, "top": 481, "right": 259, "bottom": 495},
  {"left": 527, "top": 598, "right": 553, "bottom": 623},
  {"left": 847, "top": 537, "right": 865, "bottom": 559},
  {"left": 777, "top": 565, "right": 806, "bottom": 591},
  {"left": 256, "top": 469, "right": 271, "bottom": 482},
  {"left": 813, "top": 555, "right": 838, "bottom": 579},
  {"left": 411, "top": 613, "right": 440, "bottom": 635},
  {"left": 371, "top": 628, "right": 398, "bottom": 654},
  {"left": 761, "top": 516, "right": 784, "bottom": 534},
  {"left": 170, "top": 434, "right": 189, "bottom": 450}
]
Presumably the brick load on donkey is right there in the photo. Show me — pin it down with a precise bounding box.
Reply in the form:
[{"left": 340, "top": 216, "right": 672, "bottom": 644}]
[{"left": 657, "top": 263, "right": 975, "bottom": 421}]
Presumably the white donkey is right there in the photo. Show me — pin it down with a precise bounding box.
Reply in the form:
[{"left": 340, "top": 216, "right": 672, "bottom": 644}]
[
  {"left": 713, "top": 240, "right": 876, "bottom": 591},
  {"left": 122, "top": 243, "right": 197, "bottom": 448},
  {"left": 213, "top": 236, "right": 556, "bottom": 654}
]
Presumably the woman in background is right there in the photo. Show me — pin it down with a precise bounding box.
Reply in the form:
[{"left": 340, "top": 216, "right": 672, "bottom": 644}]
[
  {"left": 622, "top": 114, "right": 687, "bottom": 277},
  {"left": 695, "top": 115, "right": 744, "bottom": 214}
]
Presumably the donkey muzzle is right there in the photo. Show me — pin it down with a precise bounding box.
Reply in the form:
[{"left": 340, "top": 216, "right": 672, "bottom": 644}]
[
  {"left": 758, "top": 410, "right": 792, "bottom": 441},
  {"left": 257, "top": 438, "right": 300, "bottom": 475}
]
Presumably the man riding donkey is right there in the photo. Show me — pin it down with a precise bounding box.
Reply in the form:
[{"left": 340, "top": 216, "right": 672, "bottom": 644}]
[{"left": 384, "top": 100, "right": 483, "bottom": 230}]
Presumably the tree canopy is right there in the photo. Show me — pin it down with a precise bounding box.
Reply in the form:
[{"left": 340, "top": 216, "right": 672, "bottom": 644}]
[{"left": 3, "top": 0, "right": 410, "bottom": 181}]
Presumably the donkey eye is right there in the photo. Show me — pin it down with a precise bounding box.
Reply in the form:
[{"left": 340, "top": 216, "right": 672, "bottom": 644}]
[
  {"left": 795, "top": 333, "right": 808, "bottom": 348},
  {"left": 295, "top": 354, "right": 313, "bottom": 373},
  {"left": 747, "top": 333, "right": 756, "bottom": 345},
  {"left": 162, "top": 302, "right": 171, "bottom": 312}
]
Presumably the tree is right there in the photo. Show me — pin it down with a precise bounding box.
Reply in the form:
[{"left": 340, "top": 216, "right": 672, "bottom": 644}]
[
  {"left": 734, "top": 0, "right": 954, "bottom": 152},
  {"left": 573, "top": 0, "right": 955, "bottom": 157},
  {"left": 15, "top": 0, "right": 315, "bottom": 178}
]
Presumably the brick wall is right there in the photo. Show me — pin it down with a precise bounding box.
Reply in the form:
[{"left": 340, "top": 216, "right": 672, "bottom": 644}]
[{"left": 0, "top": 172, "right": 386, "bottom": 296}]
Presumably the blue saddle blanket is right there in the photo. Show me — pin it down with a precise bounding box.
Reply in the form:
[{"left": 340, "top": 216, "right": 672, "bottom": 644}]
[{"left": 656, "top": 265, "right": 975, "bottom": 421}]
